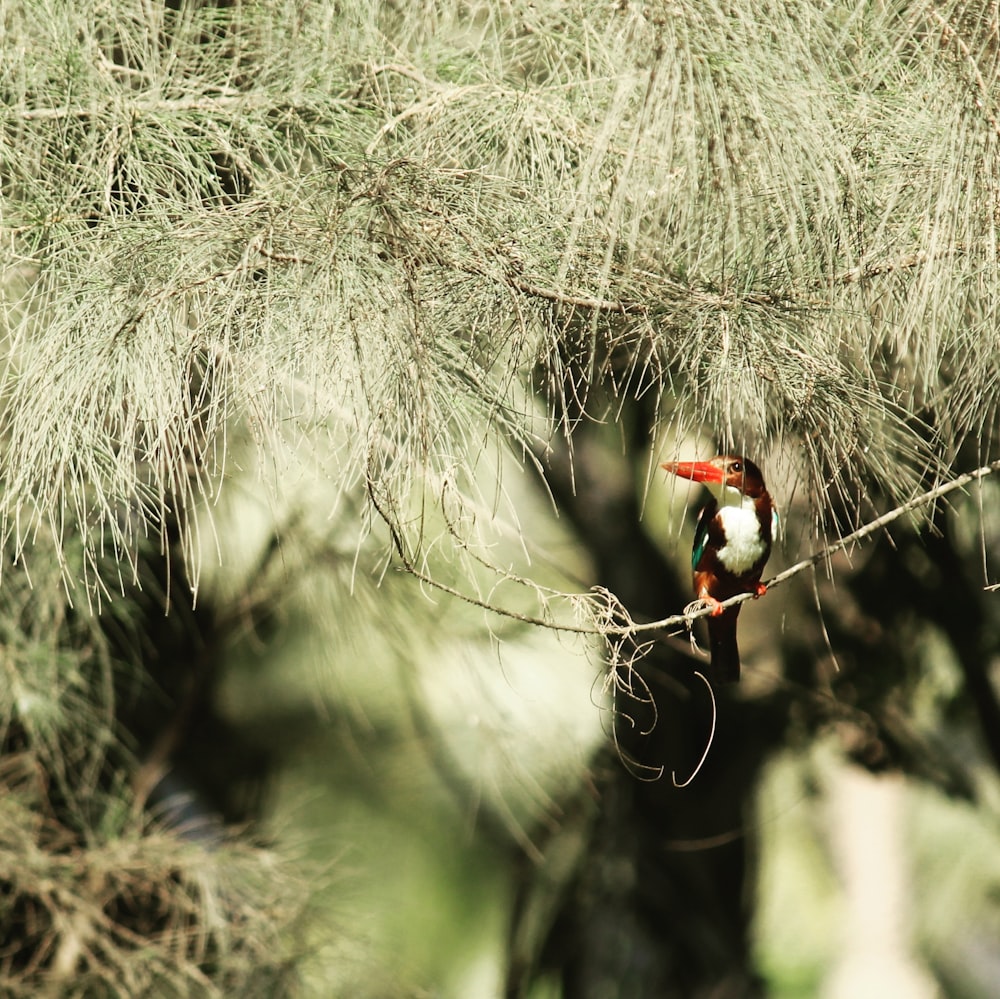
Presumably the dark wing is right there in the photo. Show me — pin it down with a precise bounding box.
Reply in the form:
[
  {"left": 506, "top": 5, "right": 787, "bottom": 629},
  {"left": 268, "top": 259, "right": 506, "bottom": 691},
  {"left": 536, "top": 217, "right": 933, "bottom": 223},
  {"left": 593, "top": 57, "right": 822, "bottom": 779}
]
[{"left": 691, "top": 501, "right": 716, "bottom": 571}]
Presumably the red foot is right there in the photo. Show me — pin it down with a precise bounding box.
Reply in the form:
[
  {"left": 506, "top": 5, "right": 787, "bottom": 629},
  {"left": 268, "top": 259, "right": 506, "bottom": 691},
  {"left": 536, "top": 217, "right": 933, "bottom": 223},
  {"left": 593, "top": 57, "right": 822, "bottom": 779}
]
[
  {"left": 702, "top": 595, "right": 725, "bottom": 617},
  {"left": 753, "top": 583, "right": 767, "bottom": 598}
]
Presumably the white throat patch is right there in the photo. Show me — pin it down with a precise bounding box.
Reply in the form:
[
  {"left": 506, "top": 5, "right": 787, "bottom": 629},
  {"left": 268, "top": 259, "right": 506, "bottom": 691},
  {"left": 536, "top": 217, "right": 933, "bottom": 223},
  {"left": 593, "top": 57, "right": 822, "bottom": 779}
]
[{"left": 715, "top": 495, "right": 767, "bottom": 573}]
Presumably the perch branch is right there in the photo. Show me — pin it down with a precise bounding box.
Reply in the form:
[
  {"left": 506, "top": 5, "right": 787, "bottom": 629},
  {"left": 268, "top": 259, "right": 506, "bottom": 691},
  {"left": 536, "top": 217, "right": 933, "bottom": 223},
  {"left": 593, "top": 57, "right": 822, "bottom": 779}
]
[{"left": 372, "top": 459, "right": 1000, "bottom": 638}]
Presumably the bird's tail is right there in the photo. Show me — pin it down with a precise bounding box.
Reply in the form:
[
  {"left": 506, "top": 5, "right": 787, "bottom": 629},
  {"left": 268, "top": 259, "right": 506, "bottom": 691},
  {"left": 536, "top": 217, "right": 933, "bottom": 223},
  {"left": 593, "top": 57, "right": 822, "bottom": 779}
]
[{"left": 706, "top": 606, "right": 741, "bottom": 683}]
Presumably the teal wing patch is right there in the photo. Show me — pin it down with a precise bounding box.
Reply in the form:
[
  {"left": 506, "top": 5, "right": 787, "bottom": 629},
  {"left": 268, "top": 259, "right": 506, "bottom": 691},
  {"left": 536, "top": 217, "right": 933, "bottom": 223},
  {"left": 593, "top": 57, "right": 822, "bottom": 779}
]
[{"left": 692, "top": 506, "right": 712, "bottom": 570}]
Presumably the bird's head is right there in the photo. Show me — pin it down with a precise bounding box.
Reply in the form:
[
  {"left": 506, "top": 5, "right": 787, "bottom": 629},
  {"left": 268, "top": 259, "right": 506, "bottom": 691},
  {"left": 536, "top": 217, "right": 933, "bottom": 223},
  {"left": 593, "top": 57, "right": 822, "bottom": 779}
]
[{"left": 661, "top": 455, "right": 767, "bottom": 500}]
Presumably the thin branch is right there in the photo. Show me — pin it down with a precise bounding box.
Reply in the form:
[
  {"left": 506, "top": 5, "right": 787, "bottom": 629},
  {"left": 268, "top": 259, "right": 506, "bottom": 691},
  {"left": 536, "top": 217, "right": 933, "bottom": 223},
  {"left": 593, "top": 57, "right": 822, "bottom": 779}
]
[
  {"left": 834, "top": 250, "right": 931, "bottom": 286},
  {"left": 11, "top": 94, "right": 281, "bottom": 122},
  {"left": 504, "top": 275, "right": 643, "bottom": 314},
  {"left": 375, "top": 459, "right": 1000, "bottom": 638},
  {"left": 635, "top": 458, "right": 1000, "bottom": 632},
  {"left": 755, "top": 458, "right": 1000, "bottom": 591}
]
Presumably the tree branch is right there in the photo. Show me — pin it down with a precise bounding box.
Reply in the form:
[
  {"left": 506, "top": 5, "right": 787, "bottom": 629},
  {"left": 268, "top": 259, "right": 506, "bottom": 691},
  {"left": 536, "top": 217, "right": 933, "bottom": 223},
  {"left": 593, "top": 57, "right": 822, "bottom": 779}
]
[
  {"left": 12, "top": 94, "right": 281, "bottom": 121},
  {"left": 375, "top": 459, "right": 1000, "bottom": 639},
  {"left": 632, "top": 458, "right": 1000, "bottom": 634},
  {"left": 504, "top": 275, "right": 643, "bottom": 314}
]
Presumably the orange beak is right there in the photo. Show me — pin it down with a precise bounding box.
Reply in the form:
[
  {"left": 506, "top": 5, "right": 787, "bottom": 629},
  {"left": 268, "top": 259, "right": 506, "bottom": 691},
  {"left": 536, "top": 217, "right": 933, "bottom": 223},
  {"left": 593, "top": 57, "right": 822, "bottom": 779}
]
[{"left": 661, "top": 460, "right": 725, "bottom": 485}]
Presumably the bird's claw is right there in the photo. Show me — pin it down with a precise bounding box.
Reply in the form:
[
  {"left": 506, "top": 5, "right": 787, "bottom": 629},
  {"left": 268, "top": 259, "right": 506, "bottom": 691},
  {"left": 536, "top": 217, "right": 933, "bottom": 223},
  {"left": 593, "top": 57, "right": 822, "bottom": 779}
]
[
  {"left": 686, "top": 596, "right": 724, "bottom": 617},
  {"left": 753, "top": 583, "right": 767, "bottom": 598}
]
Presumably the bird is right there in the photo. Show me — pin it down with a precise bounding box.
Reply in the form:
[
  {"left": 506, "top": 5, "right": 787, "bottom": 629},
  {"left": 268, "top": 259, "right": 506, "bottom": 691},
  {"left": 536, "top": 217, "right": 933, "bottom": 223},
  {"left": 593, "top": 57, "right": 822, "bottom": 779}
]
[{"left": 661, "top": 455, "right": 775, "bottom": 683}]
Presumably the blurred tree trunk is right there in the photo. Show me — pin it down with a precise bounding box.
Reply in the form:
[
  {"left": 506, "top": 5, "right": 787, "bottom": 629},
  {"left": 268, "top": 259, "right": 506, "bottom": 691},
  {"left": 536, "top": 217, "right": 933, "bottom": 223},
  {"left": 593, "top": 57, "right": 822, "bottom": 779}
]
[
  {"left": 507, "top": 427, "right": 1000, "bottom": 996},
  {"left": 507, "top": 412, "right": 787, "bottom": 998}
]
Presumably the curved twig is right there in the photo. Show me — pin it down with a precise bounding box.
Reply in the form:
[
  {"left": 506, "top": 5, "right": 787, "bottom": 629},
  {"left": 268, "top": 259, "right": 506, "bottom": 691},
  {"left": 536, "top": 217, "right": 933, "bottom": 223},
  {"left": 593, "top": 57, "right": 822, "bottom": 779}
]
[{"left": 671, "top": 671, "right": 717, "bottom": 788}]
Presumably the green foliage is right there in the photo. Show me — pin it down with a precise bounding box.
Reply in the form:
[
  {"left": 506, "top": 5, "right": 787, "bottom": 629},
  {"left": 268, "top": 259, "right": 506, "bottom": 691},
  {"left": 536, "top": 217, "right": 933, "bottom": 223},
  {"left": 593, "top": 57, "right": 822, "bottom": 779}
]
[
  {"left": 0, "top": 531, "right": 309, "bottom": 996},
  {"left": 0, "top": 756, "right": 307, "bottom": 998},
  {"left": 2, "top": 0, "right": 998, "bottom": 591}
]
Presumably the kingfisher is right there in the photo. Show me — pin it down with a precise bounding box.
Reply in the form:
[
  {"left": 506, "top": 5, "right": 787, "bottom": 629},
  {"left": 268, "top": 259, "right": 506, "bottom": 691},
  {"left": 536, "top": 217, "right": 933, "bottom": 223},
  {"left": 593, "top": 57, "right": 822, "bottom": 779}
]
[{"left": 661, "top": 455, "right": 775, "bottom": 683}]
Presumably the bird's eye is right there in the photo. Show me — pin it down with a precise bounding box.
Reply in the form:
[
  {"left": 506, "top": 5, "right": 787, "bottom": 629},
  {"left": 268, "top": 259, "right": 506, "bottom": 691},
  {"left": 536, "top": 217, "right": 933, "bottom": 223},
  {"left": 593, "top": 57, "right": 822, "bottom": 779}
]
[{"left": 731, "top": 460, "right": 742, "bottom": 473}]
